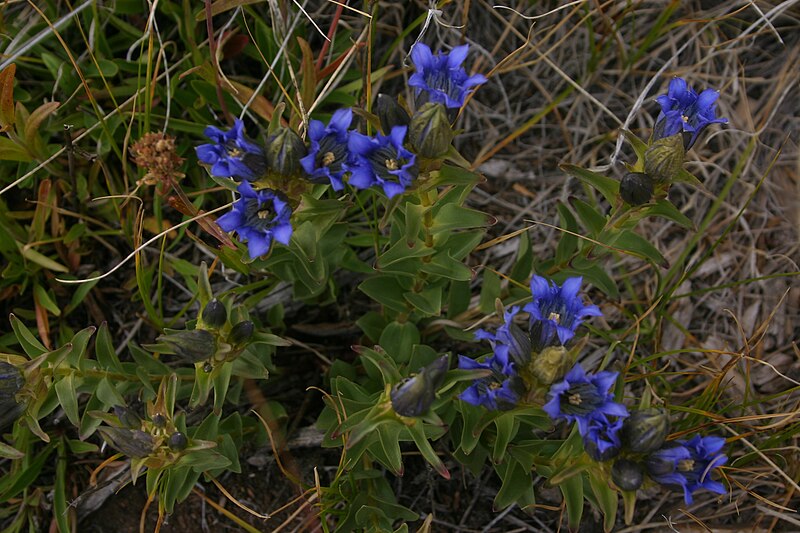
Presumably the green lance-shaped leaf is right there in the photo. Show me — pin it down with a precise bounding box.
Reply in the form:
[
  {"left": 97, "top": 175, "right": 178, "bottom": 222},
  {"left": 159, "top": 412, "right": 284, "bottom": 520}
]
[
  {"left": 494, "top": 459, "right": 535, "bottom": 511},
  {"left": 560, "top": 164, "right": 619, "bottom": 204},
  {"left": 406, "top": 420, "right": 449, "bottom": 479}
]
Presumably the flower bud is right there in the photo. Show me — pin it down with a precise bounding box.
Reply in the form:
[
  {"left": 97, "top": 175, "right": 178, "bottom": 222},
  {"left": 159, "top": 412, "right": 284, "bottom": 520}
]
[
  {"left": 409, "top": 103, "right": 454, "bottom": 158},
  {"left": 530, "top": 346, "right": 570, "bottom": 385},
  {"left": 506, "top": 322, "right": 532, "bottom": 367},
  {"left": 267, "top": 127, "right": 307, "bottom": 177},
  {"left": 98, "top": 427, "right": 156, "bottom": 458},
  {"left": 0, "top": 362, "right": 24, "bottom": 429},
  {"left": 612, "top": 459, "right": 644, "bottom": 491},
  {"left": 621, "top": 407, "right": 669, "bottom": 453},
  {"left": 376, "top": 93, "right": 410, "bottom": 134},
  {"left": 228, "top": 320, "right": 255, "bottom": 346},
  {"left": 168, "top": 431, "right": 188, "bottom": 451},
  {"left": 158, "top": 329, "right": 216, "bottom": 362},
  {"left": 151, "top": 413, "right": 167, "bottom": 428},
  {"left": 619, "top": 172, "right": 654, "bottom": 206},
  {"left": 391, "top": 355, "right": 449, "bottom": 417},
  {"left": 644, "top": 134, "right": 684, "bottom": 183},
  {"left": 114, "top": 405, "right": 142, "bottom": 429},
  {"left": 202, "top": 298, "right": 228, "bottom": 329}
]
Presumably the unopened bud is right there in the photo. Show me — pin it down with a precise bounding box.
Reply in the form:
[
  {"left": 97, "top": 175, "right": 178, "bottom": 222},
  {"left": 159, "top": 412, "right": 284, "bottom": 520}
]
[
  {"left": 202, "top": 298, "right": 228, "bottom": 329},
  {"left": 228, "top": 320, "right": 254, "bottom": 346},
  {"left": 376, "top": 94, "right": 410, "bottom": 134},
  {"left": 267, "top": 127, "right": 307, "bottom": 177},
  {"left": 503, "top": 322, "right": 532, "bottom": 367},
  {"left": 151, "top": 413, "right": 166, "bottom": 428},
  {"left": 621, "top": 407, "right": 670, "bottom": 453},
  {"left": 409, "top": 103, "right": 454, "bottom": 158},
  {"left": 644, "top": 134, "right": 684, "bottom": 183},
  {"left": 530, "top": 346, "right": 570, "bottom": 385},
  {"left": 391, "top": 355, "right": 449, "bottom": 417},
  {"left": 168, "top": 431, "right": 188, "bottom": 451},
  {"left": 619, "top": 172, "right": 654, "bottom": 206},
  {"left": 99, "top": 427, "right": 156, "bottom": 458},
  {"left": 612, "top": 459, "right": 644, "bottom": 491},
  {"left": 0, "top": 362, "right": 24, "bottom": 429},
  {"left": 158, "top": 329, "right": 216, "bottom": 362}
]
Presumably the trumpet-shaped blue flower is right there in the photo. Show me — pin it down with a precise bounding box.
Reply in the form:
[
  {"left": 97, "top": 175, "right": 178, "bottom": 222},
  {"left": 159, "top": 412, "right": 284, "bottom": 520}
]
[
  {"left": 348, "top": 126, "right": 418, "bottom": 199},
  {"left": 474, "top": 306, "right": 531, "bottom": 367},
  {"left": 543, "top": 363, "right": 628, "bottom": 435},
  {"left": 217, "top": 181, "right": 293, "bottom": 259},
  {"left": 653, "top": 77, "right": 728, "bottom": 149},
  {"left": 457, "top": 351, "right": 519, "bottom": 411},
  {"left": 647, "top": 436, "right": 727, "bottom": 504},
  {"left": 300, "top": 108, "right": 353, "bottom": 191},
  {"left": 524, "top": 276, "right": 602, "bottom": 350},
  {"left": 408, "top": 43, "right": 487, "bottom": 109},
  {"left": 196, "top": 119, "right": 267, "bottom": 180}
]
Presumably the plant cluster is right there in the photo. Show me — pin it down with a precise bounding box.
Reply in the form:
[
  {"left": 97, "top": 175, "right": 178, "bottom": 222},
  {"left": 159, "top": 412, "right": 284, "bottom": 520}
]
[{"left": 0, "top": 4, "right": 762, "bottom": 532}]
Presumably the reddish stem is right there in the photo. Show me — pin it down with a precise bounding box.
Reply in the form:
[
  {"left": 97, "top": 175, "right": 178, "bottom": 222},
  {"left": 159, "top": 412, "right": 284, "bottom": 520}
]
[{"left": 315, "top": 1, "right": 346, "bottom": 74}]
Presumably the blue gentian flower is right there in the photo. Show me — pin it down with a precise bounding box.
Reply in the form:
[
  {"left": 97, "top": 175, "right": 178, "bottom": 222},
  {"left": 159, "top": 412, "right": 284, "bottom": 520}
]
[
  {"left": 543, "top": 363, "right": 628, "bottom": 435},
  {"left": 653, "top": 77, "right": 728, "bottom": 149},
  {"left": 196, "top": 119, "right": 267, "bottom": 180},
  {"left": 583, "top": 414, "right": 624, "bottom": 462},
  {"left": 457, "top": 351, "right": 519, "bottom": 411},
  {"left": 680, "top": 435, "right": 727, "bottom": 502},
  {"left": 300, "top": 108, "right": 353, "bottom": 191},
  {"left": 217, "top": 181, "right": 293, "bottom": 259},
  {"left": 646, "top": 444, "right": 692, "bottom": 489},
  {"left": 648, "top": 436, "right": 727, "bottom": 504},
  {"left": 408, "top": 43, "right": 487, "bottom": 108},
  {"left": 347, "top": 126, "right": 418, "bottom": 199},
  {"left": 474, "top": 306, "right": 532, "bottom": 367},
  {"left": 524, "top": 276, "right": 602, "bottom": 350}
]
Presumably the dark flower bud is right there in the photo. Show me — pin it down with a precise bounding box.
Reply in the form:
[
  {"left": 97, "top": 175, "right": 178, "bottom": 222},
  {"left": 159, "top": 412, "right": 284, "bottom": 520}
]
[
  {"left": 391, "top": 355, "right": 449, "bottom": 417},
  {"left": 151, "top": 413, "right": 166, "bottom": 428},
  {"left": 158, "top": 329, "right": 216, "bottom": 362},
  {"left": 612, "top": 459, "right": 644, "bottom": 491},
  {"left": 409, "top": 102, "right": 454, "bottom": 158},
  {"left": 376, "top": 93, "right": 410, "bottom": 133},
  {"left": 0, "top": 362, "right": 24, "bottom": 429},
  {"left": 114, "top": 405, "right": 142, "bottom": 429},
  {"left": 98, "top": 427, "right": 156, "bottom": 458},
  {"left": 621, "top": 407, "right": 669, "bottom": 453},
  {"left": 267, "top": 127, "right": 307, "bottom": 177},
  {"left": 505, "top": 322, "right": 532, "bottom": 367},
  {"left": 530, "top": 346, "right": 570, "bottom": 385},
  {"left": 202, "top": 298, "right": 228, "bottom": 329},
  {"left": 619, "top": 172, "right": 654, "bottom": 206},
  {"left": 228, "top": 320, "right": 255, "bottom": 346},
  {"left": 168, "top": 431, "right": 188, "bottom": 451},
  {"left": 644, "top": 134, "right": 684, "bottom": 183}
]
